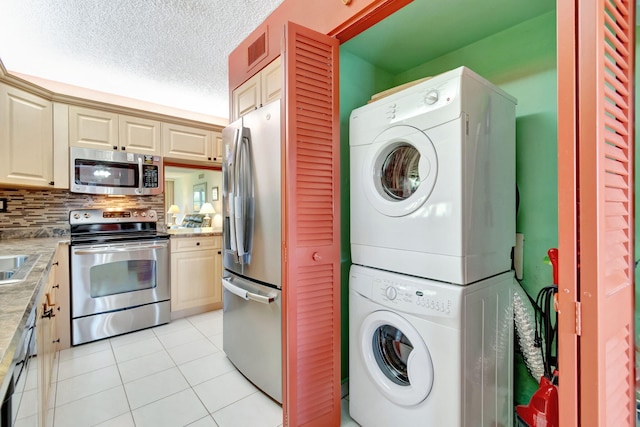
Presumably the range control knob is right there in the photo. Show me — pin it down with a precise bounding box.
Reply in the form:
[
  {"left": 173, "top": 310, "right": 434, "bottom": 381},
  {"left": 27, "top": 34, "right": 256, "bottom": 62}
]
[
  {"left": 424, "top": 90, "right": 439, "bottom": 105},
  {"left": 385, "top": 286, "right": 397, "bottom": 300},
  {"left": 83, "top": 212, "right": 91, "bottom": 219},
  {"left": 73, "top": 213, "right": 80, "bottom": 220}
]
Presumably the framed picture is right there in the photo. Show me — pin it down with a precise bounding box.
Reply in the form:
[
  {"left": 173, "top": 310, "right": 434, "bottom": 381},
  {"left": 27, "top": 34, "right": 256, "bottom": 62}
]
[
  {"left": 211, "top": 186, "right": 219, "bottom": 201},
  {"left": 193, "top": 182, "right": 206, "bottom": 211}
]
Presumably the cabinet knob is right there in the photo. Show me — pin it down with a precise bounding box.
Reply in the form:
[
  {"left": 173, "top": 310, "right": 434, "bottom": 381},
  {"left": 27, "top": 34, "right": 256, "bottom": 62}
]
[
  {"left": 49, "top": 181, "right": 55, "bottom": 186},
  {"left": 113, "top": 146, "right": 118, "bottom": 150},
  {"left": 312, "top": 252, "right": 322, "bottom": 262},
  {"left": 208, "top": 157, "right": 212, "bottom": 161},
  {"left": 196, "top": 242, "right": 200, "bottom": 246},
  {"left": 217, "top": 251, "right": 221, "bottom": 254},
  {"left": 121, "top": 147, "right": 126, "bottom": 150}
]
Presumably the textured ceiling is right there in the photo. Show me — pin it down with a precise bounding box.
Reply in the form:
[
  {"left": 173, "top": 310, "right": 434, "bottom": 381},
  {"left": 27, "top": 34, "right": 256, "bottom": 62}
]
[{"left": 0, "top": 0, "right": 284, "bottom": 120}]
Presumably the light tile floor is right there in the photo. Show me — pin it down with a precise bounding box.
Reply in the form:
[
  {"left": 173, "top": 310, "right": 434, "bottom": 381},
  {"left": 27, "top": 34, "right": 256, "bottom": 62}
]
[{"left": 14, "top": 309, "right": 360, "bottom": 427}]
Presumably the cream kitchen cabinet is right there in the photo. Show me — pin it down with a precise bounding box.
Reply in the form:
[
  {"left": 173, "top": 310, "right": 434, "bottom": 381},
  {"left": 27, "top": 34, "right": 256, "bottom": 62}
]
[
  {"left": 36, "top": 243, "right": 68, "bottom": 427},
  {"left": 232, "top": 56, "right": 281, "bottom": 120},
  {"left": 213, "top": 131, "right": 223, "bottom": 163},
  {"left": 69, "top": 105, "right": 161, "bottom": 155},
  {"left": 170, "top": 236, "right": 222, "bottom": 316},
  {"left": 0, "top": 83, "right": 61, "bottom": 188},
  {"left": 162, "top": 123, "right": 217, "bottom": 164}
]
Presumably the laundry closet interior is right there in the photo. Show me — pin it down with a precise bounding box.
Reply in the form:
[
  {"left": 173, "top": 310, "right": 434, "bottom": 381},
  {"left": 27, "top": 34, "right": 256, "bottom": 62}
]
[{"left": 338, "top": 0, "right": 558, "bottom": 405}]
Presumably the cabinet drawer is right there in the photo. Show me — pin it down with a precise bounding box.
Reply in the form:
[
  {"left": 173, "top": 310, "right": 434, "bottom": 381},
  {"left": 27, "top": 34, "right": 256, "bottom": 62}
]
[{"left": 171, "top": 236, "right": 221, "bottom": 252}]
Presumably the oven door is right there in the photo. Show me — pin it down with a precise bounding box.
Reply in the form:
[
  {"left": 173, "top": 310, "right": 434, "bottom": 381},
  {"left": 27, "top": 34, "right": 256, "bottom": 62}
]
[{"left": 70, "top": 239, "right": 170, "bottom": 318}]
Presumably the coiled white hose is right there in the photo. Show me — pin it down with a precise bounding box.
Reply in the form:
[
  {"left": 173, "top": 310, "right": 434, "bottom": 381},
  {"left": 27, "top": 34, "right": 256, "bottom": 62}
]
[{"left": 513, "top": 282, "right": 545, "bottom": 382}]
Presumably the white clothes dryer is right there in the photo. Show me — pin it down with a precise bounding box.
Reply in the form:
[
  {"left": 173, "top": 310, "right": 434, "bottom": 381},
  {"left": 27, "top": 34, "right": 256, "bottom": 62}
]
[
  {"left": 348, "top": 264, "right": 513, "bottom": 427},
  {"left": 350, "top": 66, "right": 517, "bottom": 284}
]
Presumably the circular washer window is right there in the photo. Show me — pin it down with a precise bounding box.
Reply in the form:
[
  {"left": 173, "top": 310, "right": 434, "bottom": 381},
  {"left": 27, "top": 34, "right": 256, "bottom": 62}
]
[
  {"left": 360, "top": 310, "right": 434, "bottom": 407},
  {"left": 363, "top": 125, "right": 438, "bottom": 217}
]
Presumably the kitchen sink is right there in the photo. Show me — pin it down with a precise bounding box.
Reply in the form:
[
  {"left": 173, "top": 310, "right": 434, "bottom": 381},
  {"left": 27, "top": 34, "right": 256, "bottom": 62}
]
[
  {"left": 0, "top": 254, "right": 38, "bottom": 285},
  {"left": 0, "top": 255, "right": 28, "bottom": 271}
]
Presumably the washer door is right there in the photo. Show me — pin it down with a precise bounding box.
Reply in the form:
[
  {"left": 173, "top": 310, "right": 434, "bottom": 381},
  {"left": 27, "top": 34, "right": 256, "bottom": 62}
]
[
  {"left": 363, "top": 125, "right": 438, "bottom": 217},
  {"left": 360, "top": 310, "right": 434, "bottom": 407}
]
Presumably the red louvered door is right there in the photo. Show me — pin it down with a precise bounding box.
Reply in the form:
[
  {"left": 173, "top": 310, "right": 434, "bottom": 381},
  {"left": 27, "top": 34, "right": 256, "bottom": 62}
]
[
  {"left": 281, "top": 22, "right": 341, "bottom": 427},
  {"left": 558, "top": 0, "right": 635, "bottom": 425}
]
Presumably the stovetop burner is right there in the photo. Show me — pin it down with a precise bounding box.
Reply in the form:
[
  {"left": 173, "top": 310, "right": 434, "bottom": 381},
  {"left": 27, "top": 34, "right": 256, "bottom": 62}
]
[{"left": 69, "top": 208, "right": 168, "bottom": 245}]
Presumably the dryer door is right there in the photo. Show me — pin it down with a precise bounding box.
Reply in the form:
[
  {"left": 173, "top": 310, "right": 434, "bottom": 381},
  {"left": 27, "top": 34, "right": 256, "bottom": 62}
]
[
  {"left": 360, "top": 310, "right": 434, "bottom": 407},
  {"left": 363, "top": 125, "right": 438, "bottom": 217}
]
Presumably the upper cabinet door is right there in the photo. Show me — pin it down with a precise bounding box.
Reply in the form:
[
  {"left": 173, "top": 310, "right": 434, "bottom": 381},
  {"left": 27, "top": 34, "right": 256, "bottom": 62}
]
[
  {"left": 161, "top": 122, "right": 214, "bottom": 163},
  {"left": 232, "top": 57, "right": 282, "bottom": 121},
  {"left": 0, "top": 83, "right": 54, "bottom": 187},
  {"left": 69, "top": 106, "right": 161, "bottom": 155},
  {"left": 261, "top": 56, "right": 282, "bottom": 106},
  {"left": 118, "top": 115, "right": 161, "bottom": 155},
  {"left": 232, "top": 73, "right": 260, "bottom": 120},
  {"left": 68, "top": 106, "right": 118, "bottom": 151}
]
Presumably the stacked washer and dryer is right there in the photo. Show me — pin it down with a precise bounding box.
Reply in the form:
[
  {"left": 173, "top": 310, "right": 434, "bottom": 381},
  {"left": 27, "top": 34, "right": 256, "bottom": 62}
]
[{"left": 348, "top": 66, "right": 517, "bottom": 427}]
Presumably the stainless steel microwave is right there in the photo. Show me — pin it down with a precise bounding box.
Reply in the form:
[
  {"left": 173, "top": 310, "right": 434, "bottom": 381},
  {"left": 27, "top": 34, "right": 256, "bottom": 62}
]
[{"left": 70, "top": 147, "right": 163, "bottom": 196}]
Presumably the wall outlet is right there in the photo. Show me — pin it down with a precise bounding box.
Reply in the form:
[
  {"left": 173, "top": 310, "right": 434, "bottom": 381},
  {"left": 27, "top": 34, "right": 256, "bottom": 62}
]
[
  {"left": 514, "top": 233, "right": 524, "bottom": 280},
  {"left": 0, "top": 198, "right": 6, "bottom": 213}
]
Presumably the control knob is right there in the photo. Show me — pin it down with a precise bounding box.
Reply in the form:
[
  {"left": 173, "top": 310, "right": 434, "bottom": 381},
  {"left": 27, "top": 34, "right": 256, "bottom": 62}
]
[
  {"left": 385, "top": 286, "right": 397, "bottom": 300},
  {"left": 83, "top": 212, "right": 91, "bottom": 219},
  {"left": 424, "top": 90, "right": 439, "bottom": 105}
]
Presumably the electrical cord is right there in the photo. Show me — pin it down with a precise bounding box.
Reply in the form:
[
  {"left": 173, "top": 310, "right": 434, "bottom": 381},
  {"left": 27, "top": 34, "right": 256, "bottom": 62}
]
[{"left": 535, "top": 285, "right": 558, "bottom": 380}]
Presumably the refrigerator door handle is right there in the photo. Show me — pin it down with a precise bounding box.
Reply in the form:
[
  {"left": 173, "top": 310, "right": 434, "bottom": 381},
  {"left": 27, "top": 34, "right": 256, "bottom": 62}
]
[
  {"left": 235, "top": 134, "right": 255, "bottom": 263},
  {"left": 222, "top": 277, "right": 277, "bottom": 304},
  {"left": 228, "top": 128, "right": 241, "bottom": 255}
]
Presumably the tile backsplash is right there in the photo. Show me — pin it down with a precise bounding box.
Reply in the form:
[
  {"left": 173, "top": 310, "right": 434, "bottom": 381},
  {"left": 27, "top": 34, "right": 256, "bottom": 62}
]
[{"left": 0, "top": 188, "right": 164, "bottom": 239}]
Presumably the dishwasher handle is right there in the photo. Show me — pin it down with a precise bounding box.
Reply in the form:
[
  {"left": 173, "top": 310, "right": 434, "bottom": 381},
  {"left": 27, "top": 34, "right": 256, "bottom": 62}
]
[{"left": 222, "top": 277, "right": 276, "bottom": 304}]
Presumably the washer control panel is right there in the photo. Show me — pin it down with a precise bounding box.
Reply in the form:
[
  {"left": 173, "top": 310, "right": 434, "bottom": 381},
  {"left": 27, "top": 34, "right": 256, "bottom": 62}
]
[{"left": 370, "top": 274, "right": 459, "bottom": 318}]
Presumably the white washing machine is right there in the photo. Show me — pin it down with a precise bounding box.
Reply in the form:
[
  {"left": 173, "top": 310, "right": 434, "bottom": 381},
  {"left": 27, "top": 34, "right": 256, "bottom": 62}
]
[
  {"left": 348, "top": 264, "right": 513, "bottom": 427},
  {"left": 350, "top": 66, "right": 517, "bottom": 284}
]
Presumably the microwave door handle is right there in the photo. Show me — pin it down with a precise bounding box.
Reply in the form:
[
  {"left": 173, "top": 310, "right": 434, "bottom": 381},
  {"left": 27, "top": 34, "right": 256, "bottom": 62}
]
[{"left": 137, "top": 157, "right": 143, "bottom": 195}]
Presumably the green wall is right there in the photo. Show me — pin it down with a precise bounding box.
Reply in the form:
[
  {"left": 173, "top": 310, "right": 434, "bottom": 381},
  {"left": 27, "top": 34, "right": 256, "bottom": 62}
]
[{"left": 339, "top": 11, "right": 558, "bottom": 404}]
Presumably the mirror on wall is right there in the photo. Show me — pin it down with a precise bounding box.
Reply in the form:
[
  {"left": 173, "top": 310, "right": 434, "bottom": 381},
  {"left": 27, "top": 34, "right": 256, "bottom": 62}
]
[{"left": 164, "top": 166, "right": 222, "bottom": 230}]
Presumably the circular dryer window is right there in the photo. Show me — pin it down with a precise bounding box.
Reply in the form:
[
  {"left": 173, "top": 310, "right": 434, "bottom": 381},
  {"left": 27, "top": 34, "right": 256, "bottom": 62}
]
[
  {"left": 363, "top": 125, "right": 438, "bottom": 217},
  {"left": 360, "top": 310, "right": 434, "bottom": 407}
]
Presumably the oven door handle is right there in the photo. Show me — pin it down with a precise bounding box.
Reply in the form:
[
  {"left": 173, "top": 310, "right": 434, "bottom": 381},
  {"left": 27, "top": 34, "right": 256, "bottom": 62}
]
[
  {"left": 73, "top": 244, "right": 168, "bottom": 255},
  {"left": 222, "top": 277, "right": 276, "bottom": 304}
]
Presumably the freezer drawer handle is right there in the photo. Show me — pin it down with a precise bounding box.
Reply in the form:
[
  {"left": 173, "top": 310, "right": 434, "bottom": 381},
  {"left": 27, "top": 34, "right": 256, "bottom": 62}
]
[{"left": 222, "top": 277, "right": 276, "bottom": 305}]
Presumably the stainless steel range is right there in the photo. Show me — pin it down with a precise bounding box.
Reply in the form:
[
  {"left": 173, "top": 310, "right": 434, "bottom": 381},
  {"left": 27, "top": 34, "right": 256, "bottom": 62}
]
[{"left": 69, "top": 208, "right": 170, "bottom": 345}]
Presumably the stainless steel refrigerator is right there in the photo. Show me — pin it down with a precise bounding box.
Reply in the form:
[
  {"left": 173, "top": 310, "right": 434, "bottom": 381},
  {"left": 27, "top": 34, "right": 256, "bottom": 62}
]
[{"left": 221, "top": 99, "right": 282, "bottom": 403}]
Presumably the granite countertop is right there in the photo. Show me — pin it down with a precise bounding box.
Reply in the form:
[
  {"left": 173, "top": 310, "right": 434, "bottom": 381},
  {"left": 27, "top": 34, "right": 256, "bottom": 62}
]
[{"left": 0, "top": 237, "right": 65, "bottom": 404}]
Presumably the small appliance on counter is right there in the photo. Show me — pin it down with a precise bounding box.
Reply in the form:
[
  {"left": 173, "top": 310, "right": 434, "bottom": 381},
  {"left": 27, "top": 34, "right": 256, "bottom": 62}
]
[{"left": 69, "top": 208, "right": 170, "bottom": 345}]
